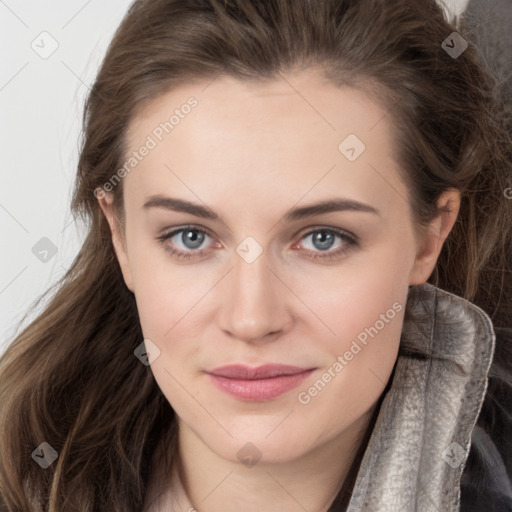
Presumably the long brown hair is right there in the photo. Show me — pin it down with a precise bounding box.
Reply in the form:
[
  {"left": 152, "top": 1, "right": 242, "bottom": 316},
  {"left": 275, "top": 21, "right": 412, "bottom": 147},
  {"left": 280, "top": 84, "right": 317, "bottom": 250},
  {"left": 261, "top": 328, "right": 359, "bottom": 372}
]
[{"left": 1, "top": 0, "right": 511, "bottom": 510}]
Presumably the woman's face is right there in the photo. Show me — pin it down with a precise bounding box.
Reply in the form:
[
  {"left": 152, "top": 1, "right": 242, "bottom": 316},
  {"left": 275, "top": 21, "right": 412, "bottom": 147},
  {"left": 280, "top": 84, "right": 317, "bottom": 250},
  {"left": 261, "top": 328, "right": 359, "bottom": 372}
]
[{"left": 99, "top": 70, "right": 446, "bottom": 465}]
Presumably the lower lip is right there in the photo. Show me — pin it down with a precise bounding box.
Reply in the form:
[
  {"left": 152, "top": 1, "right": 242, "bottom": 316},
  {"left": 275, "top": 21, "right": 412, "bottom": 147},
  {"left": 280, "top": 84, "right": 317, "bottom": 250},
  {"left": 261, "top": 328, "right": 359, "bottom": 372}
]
[{"left": 207, "top": 369, "right": 315, "bottom": 401}]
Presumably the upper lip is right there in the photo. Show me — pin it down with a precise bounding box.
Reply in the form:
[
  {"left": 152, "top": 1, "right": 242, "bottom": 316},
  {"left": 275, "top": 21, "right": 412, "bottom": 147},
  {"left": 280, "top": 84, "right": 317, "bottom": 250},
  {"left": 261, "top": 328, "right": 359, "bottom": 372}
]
[{"left": 207, "top": 364, "right": 314, "bottom": 380}]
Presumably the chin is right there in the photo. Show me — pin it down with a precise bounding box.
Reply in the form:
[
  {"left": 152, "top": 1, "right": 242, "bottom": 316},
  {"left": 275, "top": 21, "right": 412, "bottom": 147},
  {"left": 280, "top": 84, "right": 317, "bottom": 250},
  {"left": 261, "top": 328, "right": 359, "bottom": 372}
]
[{"left": 199, "top": 425, "right": 316, "bottom": 466}]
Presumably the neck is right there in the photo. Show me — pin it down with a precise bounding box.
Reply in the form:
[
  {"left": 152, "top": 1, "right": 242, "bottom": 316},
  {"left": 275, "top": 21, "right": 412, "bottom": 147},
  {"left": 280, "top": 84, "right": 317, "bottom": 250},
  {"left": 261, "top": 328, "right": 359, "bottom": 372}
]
[{"left": 177, "top": 403, "right": 378, "bottom": 512}]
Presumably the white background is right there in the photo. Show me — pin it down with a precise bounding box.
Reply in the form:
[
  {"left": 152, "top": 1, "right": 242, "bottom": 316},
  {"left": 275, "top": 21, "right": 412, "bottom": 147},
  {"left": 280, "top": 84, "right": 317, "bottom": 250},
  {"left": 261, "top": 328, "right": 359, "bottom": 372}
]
[{"left": 0, "top": 0, "right": 470, "bottom": 356}]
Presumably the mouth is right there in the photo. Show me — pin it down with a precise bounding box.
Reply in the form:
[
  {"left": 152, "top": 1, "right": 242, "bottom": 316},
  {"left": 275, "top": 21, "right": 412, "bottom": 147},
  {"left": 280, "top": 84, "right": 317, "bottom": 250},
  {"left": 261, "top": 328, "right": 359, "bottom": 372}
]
[{"left": 206, "top": 364, "right": 316, "bottom": 401}]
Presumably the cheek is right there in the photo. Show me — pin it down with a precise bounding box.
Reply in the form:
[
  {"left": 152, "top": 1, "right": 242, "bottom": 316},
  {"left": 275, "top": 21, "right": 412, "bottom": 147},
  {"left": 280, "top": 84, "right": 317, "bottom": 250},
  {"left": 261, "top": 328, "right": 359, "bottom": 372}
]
[
  {"left": 292, "top": 245, "right": 410, "bottom": 410},
  {"left": 127, "top": 234, "right": 209, "bottom": 339},
  {"left": 128, "top": 249, "right": 214, "bottom": 404},
  {"left": 296, "top": 238, "right": 412, "bottom": 348},
  {"left": 293, "top": 279, "right": 406, "bottom": 445}
]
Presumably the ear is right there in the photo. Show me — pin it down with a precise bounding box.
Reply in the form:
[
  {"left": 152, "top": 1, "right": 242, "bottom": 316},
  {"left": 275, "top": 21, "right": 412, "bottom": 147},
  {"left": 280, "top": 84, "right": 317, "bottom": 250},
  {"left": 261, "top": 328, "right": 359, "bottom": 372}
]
[
  {"left": 96, "top": 190, "right": 134, "bottom": 292},
  {"left": 409, "top": 189, "right": 461, "bottom": 286}
]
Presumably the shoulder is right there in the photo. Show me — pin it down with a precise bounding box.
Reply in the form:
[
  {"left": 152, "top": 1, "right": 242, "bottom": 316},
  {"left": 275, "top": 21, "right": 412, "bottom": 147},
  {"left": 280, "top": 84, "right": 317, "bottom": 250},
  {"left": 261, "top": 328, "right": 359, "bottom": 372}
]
[{"left": 460, "top": 327, "right": 512, "bottom": 511}]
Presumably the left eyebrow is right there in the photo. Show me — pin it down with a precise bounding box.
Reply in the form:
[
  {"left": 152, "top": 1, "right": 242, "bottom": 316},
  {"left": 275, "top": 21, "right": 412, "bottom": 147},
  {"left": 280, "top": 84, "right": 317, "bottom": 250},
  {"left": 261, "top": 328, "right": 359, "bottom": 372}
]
[
  {"left": 141, "top": 195, "right": 380, "bottom": 221},
  {"left": 283, "top": 198, "right": 380, "bottom": 221}
]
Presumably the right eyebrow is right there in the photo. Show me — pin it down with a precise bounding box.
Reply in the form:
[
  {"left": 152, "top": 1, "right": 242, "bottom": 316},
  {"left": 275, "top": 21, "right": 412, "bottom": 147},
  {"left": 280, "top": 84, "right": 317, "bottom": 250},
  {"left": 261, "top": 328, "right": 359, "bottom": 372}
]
[{"left": 142, "top": 196, "right": 217, "bottom": 219}]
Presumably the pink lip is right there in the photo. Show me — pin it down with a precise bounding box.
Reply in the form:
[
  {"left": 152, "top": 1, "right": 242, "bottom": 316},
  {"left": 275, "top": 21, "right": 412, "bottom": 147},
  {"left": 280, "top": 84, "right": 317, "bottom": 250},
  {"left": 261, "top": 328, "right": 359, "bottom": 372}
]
[{"left": 206, "top": 364, "right": 315, "bottom": 401}]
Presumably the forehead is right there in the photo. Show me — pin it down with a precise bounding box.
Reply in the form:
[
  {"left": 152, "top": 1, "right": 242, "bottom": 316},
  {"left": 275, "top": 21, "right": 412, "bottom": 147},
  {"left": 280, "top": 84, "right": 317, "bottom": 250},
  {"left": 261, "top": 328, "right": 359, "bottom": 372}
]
[
  {"left": 128, "top": 70, "right": 391, "bottom": 141},
  {"left": 122, "top": 70, "right": 408, "bottom": 218}
]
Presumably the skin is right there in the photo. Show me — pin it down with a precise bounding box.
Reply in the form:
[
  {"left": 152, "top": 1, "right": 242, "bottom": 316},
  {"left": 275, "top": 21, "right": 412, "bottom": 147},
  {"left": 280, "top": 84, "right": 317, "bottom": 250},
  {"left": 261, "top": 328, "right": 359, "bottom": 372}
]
[{"left": 98, "top": 69, "right": 460, "bottom": 512}]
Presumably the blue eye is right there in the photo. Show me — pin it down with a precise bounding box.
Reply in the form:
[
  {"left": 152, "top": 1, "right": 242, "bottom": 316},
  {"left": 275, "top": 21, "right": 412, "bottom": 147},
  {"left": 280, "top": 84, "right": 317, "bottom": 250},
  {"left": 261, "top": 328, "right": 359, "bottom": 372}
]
[
  {"left": 156, "top": 226, "right": 213, "bottom": 261},
  {"left": 298, "top": 228, "right": 357, "bottom": 260},
  {"left": 156, "top": 225, "right": 357, "bottom": 262}
]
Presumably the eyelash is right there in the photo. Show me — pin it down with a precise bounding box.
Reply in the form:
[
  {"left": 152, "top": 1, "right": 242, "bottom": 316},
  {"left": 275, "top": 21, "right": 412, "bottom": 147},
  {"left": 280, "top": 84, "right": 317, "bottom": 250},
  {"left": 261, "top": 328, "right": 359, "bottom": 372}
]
[{"left": 156, "top": 225, "right": 358, "bottom": 262}]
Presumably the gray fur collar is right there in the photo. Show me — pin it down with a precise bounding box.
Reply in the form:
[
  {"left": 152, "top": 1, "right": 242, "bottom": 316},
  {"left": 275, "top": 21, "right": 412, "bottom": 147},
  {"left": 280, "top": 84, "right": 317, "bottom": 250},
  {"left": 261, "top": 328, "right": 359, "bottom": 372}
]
[{"left": 346, "top": 283, "right": 496, "bottom": 511}]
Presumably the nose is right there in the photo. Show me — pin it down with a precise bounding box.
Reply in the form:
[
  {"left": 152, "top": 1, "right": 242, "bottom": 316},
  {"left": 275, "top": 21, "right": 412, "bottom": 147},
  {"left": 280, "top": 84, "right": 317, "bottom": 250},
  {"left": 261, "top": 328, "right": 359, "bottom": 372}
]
[{"left": 217, "top": 247, "right": 292, "bottom": 344}]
